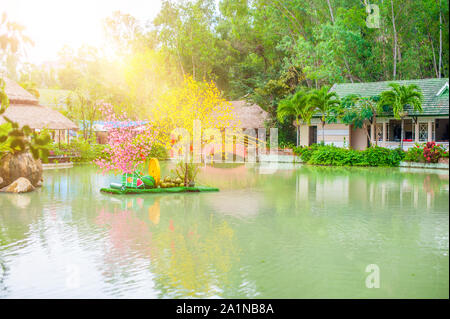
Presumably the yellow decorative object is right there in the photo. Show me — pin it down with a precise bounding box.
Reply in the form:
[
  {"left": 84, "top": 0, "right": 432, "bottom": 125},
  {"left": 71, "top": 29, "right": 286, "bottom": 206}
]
[{"left": 148, "top": 158, "right": 161, "bottom": 186}]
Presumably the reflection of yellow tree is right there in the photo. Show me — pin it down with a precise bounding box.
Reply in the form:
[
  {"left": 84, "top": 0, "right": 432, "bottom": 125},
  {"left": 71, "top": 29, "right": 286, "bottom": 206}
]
[
  {"left": 95, "top": 194, "right": 240, "bottom": 298},
  {"left": 151, "top": 219, "right": 239, "bottom": 297},
  {"left": 148, "top": 200, "right": 160, "bottom": 225}
]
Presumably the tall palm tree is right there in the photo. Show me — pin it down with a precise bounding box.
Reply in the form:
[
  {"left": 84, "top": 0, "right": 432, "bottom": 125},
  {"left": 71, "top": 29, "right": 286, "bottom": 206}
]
[
  {"left": 277, "top": 90, "right": 315, "bottom": 146},
  {"left": 308, "top": 86, "right": 340, "bottom": 144},
  {"left": 379, "top": 83, "right": 423, "bottom": 148}
]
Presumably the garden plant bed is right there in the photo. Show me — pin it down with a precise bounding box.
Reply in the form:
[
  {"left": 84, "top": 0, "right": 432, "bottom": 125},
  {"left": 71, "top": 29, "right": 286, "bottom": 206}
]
[{"left": 100, "top": 185, "right": 219, "bottom": 195}]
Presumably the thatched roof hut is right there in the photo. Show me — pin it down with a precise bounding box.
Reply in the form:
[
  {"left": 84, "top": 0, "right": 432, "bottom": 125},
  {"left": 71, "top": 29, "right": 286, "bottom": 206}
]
[
  {"left": 228, "top": 100, "right": 268, "bottom": 129},
  {"left": 0, "top": 77, "right": 77, "bottom": 130}
]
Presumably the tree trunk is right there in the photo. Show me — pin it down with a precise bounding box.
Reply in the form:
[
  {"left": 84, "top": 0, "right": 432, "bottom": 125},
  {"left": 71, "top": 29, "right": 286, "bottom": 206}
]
[
  {"left": 326, "top": 0, "right": 335, "bottom": 24},
  {"left": 192, "top": 55, "right": 196, "bottom": 80},
  {"left": 391, "top": 0, "right": 398, "bottom": 80},
  {"left": 176, "top": 47, "right": 185, "bottom": 77},
  {"left": 364, "top": 123, "right": 371, "bottom": 146},
  {"left": 439, "top": 10, "right": 442, "bottom": 78},
  {"left": 322, "top": 120, "right": 325, "bottom": 144},
  {"left": 430, "top": 35, "right": 439, "bottom": 77},
  {"left": 373, "top": 115, "right": 377, "bottom": 146},
  {"left": 296, "top": 119, "right": 299, "bottom": 146},
  {"left": 400, "top": 118, "right": 404, "bottom": 149}
]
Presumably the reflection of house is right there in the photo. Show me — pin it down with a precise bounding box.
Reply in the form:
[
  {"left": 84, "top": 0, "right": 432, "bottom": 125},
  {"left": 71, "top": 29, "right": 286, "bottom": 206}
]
[
  {"left": 297, "top": 78, "right": 449, "bottom": 150},
  {"left": 0, "top": 77, "right": 78, "bottom": 142}
]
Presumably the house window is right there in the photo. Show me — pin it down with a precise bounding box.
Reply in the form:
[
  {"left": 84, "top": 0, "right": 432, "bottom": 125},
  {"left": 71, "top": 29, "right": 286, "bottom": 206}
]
[
  {"left": 435, "top": 119, "right": 449, "bottom": 142},
  {"left": 388, "top": 120, "right": 401, "bottom": 141},
  {"left": 432, "top": 121, "right": 435, "bottom": 141},
  {"left": 404, "top": 119, "right": 414, "bottom": 141},
  {"left": 419, "top": 123, "right": 428, "bottom": 141}
]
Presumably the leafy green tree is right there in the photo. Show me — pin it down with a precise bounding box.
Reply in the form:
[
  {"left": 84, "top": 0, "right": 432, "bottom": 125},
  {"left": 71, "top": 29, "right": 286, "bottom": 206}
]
[
  {"left": 379, "top": 83, "right": 424, "bottom": 148},
  {"left": 277, "top": 90, "right": 315, "bottom": 146},
  {"left": 308, "top": 86, "right": 340, "bottom": 143},
  {"left": 337, "top": 94, "right": 380, "bottom": 147},
  {"left": 0, "top": 79, "right": 50, "bottom": 160}
]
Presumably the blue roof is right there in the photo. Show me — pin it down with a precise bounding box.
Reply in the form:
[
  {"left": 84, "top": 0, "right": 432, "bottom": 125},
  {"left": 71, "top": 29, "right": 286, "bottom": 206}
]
[{"left": 77, "top": 120, "right": 149, "bottom": 130}]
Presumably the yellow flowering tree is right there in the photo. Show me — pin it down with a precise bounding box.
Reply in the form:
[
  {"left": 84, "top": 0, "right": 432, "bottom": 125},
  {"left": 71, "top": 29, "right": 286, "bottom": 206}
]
[{"left": 151, "top": 76, "right": 237, "bottom": 150}]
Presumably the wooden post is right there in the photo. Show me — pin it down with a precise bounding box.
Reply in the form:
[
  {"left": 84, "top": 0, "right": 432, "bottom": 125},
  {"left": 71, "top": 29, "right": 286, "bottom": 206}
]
[
  {"left": 415, "top": 122, "right": 419, "bottom": 143},
  {"left": 184, "top": 141, "right": 188, "bottom": 186},
  {"left": 370, "top": 123, "right": 375, "bottom": 145},
  {"left": 428, "top": 121, "right": 433, "bottom": 142},
  {"left": 400, "top": 118, "right": 404, "bottom": 149}
]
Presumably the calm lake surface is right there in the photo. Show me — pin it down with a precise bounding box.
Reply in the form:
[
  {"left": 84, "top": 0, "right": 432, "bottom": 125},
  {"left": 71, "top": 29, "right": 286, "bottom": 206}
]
[{"left": 0, "top": 163, "right": 448, "bottom": 298}]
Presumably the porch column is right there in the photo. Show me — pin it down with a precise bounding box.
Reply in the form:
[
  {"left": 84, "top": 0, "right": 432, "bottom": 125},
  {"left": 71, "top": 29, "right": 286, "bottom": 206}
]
[
  {"left": 428, "top": 121, "right": 433, "bottom": 142},
  {"left": 415, "top": 122, "right": 419, "bottom": 143},
  {"left": 370, "top": 124, "right": 375, "bottom": 145},
  {"left": 382, "top": 122, "right": 387, "bottom": 142}
]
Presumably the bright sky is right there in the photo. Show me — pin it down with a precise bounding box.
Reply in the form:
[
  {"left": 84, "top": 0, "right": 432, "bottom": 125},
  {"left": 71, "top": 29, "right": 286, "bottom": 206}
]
[{"left": 0, "top": 0, "right": 162, "bottom": 64}]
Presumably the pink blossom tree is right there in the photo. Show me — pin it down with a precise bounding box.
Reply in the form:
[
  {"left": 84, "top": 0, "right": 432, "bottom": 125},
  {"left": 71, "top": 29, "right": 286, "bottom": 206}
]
[{"left": 95, "top": 103, "right": 158, "bottom": 174}]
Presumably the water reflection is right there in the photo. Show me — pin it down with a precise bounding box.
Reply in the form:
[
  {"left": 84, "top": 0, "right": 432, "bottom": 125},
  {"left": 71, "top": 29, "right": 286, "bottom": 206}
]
[
  {"left": 0, "top": 164, "right": 448, "bottom": 298},
  {"left": 93, "top": 194, "right": 241, "bottom": 298}
]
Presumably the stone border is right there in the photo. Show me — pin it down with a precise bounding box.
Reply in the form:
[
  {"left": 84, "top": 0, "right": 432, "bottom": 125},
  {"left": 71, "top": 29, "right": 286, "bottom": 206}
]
[
  {"left": 399, "top": 161, "right": 449, "bottom": 170},
  {"left": 42, "top": 162, "right": 74, "bottom": 170},
  {"left": 258, "top": 154, "right": 302, "bottom": 163}
]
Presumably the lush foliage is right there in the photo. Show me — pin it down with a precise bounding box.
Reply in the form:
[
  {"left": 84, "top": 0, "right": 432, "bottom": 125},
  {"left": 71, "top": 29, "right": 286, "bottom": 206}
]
[
  {"left": 277, "top": 89, "right": 316, "bottom": 126},
  {"left": 405, "top": 142, "right": 449, "bottom": 163},
  {"left": 49, "top": 136, "right": 106, "bottom": 163},
  {"left": 148, "top": 143, "right": 169, "bottom": 161},
  {"left": 335, "top": 95, "right": 381, "bottom": 143},
  {"left": 171, "top": 159, "right": 201, "bottom": 186},
  {"left": 379, "top": 83, "right": 424, "bottom": 119},
  {"left": 294, "top": 144, "right": 405, "bottom": 167},
  {"left": 3, "top": 1, "right": 448, "bottom": 145},
  {"left": 0, "top": 79, "right": 51, "bottom": 161}
]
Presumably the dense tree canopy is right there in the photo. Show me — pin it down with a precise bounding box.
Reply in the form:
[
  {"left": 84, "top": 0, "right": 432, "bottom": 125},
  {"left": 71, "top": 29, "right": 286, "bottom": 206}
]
[{"left": 1, "top": 0, "right": 448, "bottom": 144}]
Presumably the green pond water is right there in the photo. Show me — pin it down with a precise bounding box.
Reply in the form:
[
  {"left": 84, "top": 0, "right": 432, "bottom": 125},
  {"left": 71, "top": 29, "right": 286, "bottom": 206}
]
[{"left": 0, "top": 163, "right": 448, "bottom": 298}]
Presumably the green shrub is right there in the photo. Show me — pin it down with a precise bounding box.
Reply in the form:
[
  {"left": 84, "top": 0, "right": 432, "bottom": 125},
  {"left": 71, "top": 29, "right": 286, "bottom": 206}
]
[
  {"left": 364, "top": 146, "right": 404, "bottom": 166},
  {"left": 405, "top": 144, "right": 424, "bottom": 162},
  {"left": 404, "top": 142, "right": 448, "bottom": 163},
  {"left": 50, "top": 136, "right": 106, "bottom": 162},
  {"left": 293, "top": 144, "right": 320, "bottom": 162},
  {"left": 296, "top": 144, "right": 405, "bottom": 167},
  {"left": 148, "top": 144, "right": 169, "bottom": 160}
]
